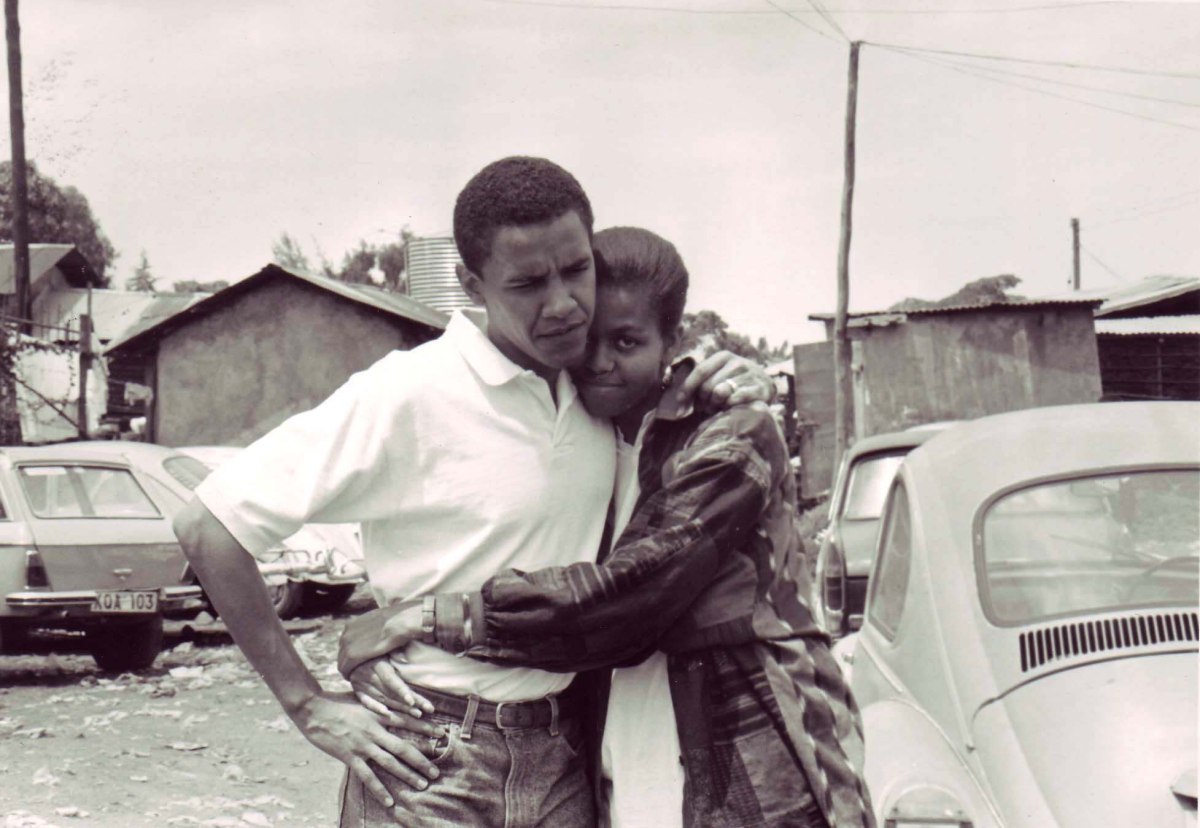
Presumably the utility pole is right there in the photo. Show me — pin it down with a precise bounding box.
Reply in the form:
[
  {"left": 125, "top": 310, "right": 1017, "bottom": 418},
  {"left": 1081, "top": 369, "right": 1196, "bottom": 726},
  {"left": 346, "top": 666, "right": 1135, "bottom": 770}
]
[
  {"left": 834, "top": 41, "right": 861, "bottom": 466},
  {"left": 1071, "top": 217, "right": 1081, "bottom": 291},
  {"left": 77, "top": 313, "right": 91, "bottom": 438},
  {"left": 5, "top": 0, "right": 30, "bottom": 326}
]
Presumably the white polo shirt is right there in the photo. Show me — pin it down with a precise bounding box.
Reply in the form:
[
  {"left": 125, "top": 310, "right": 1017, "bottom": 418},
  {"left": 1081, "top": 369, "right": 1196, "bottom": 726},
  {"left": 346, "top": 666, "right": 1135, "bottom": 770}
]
[{"left": 197, "top": 309, "right": 616, "bottom": 701}]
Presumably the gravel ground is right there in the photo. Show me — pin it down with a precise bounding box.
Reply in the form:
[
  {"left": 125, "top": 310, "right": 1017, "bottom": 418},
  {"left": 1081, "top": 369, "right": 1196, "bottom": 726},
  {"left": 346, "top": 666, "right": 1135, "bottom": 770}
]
[{"left": 0, "top": 590, "right": 377, "bottom": 828}]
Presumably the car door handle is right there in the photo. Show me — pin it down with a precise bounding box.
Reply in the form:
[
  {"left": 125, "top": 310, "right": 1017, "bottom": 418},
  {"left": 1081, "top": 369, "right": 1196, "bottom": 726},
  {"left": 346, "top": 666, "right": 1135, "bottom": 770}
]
[{"left": 113, "top": 568, "right": 133, "bottom": 577}]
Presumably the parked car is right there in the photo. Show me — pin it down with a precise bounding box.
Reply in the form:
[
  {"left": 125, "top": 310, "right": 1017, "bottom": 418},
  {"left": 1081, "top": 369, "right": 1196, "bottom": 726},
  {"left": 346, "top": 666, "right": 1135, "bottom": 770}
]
[
  {"left": 814, "top": 421, "right": 958, "bottom": 637},
  {"left": 0, "top": 441, "right": 206, "bottom": 671},
  {"left": 841, "top": 401, "right": 1198, "bottom": 828},
  {"left": 176, "top": 446, "right": 365, "bottom": 618}
]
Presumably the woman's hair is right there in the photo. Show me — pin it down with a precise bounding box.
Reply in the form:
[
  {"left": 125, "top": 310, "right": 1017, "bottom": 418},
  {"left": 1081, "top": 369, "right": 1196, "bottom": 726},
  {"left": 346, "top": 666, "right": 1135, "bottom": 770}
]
[
  {"left": 453, "top": 156, "right": 594, "bottom": 275},
  {"left": 592, "top": 226, "right": 689, "bottom": 337}
]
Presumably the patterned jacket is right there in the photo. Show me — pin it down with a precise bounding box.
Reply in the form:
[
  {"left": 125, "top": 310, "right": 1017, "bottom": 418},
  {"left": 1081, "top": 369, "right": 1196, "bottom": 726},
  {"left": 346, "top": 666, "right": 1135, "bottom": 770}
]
[{"left": 432, "top": 400, "right": 875, "bottom": 828}]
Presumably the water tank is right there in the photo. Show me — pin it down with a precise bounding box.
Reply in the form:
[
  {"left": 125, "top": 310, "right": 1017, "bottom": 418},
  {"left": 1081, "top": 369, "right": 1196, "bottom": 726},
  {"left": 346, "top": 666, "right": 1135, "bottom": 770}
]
[{"left": 406, "top": 236, "right": 472, "bottom": 314}]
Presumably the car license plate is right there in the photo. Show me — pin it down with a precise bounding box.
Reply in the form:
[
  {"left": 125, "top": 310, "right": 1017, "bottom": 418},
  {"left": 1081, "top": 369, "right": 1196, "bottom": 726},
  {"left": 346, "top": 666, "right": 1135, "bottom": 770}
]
[{"left": 92, "top": 590, "right": 159, "bottom": 614}]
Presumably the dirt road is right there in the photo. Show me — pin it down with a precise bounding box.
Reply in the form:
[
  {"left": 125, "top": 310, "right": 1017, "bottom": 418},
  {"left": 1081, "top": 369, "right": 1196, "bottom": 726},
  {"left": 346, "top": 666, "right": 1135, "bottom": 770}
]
[{"left": 0, "top": 595, "right": 373, "bottom": 828}]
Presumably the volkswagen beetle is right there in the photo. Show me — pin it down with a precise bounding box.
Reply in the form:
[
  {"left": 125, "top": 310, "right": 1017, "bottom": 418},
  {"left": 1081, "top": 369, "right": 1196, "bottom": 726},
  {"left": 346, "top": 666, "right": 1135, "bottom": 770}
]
[{"left": 847, "top": 401, "right": 1198, "bottom": 828}]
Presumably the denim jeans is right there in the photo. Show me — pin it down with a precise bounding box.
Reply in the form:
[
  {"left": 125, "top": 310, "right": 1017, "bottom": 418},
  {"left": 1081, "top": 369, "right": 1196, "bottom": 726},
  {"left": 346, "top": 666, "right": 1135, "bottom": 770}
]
[{"left": 338, "top": 692, "right": 594, "bottom": 827}]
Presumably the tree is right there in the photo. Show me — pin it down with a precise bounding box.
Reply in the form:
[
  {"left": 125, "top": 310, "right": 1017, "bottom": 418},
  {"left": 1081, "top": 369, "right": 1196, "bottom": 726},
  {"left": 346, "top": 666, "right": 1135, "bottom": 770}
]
[
  {"left": 172, "top": 279, "right": 229, "bottom": 294},
  {"left": 677, "top": 309, "right": 789, "bottom": 366},
  {"left": 124, "top": 250, "right": 156, "bottom": 292},
  {"left": 271, "top": 232, "right": 313, "bottom": 275},
  {"left": 889, "top": 274, "right": 1024, "bottom": 312},
  {"left": 337, "top": 242, "right": 378, "bottom": 285},
  {"left": 272, "top": 229, "right": 413, "bottom": 293},
  {"left": 0, "top": 160, "right": 117, "bottom": 285}
]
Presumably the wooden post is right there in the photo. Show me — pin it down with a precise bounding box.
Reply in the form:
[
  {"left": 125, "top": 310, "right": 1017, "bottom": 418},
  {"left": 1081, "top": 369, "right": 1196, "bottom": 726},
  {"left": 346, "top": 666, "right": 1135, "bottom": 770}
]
[
  {"left": 834, "top": 42, "right": 861, "bottom": 466},
  {"left": 1071, "top": 217, "right": 1081, "bottom": 291},
  {"left": 77, "top": 313, "right": 92, "bottom": 437},
  {"left": 5, "top": 0, "right": 30, "bottom": 326}
]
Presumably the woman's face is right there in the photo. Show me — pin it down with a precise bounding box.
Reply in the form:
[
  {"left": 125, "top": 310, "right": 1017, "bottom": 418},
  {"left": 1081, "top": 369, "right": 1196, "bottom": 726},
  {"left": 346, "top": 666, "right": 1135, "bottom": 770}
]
[{"left": 574, "top": 284, "right": 673, "bottom": 427}]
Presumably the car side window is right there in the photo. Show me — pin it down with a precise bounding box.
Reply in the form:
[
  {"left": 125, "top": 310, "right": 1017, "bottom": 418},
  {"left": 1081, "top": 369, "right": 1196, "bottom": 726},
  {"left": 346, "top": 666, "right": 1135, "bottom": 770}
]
[
  {"left": 18, "top": 465, "right": 161, "bottom": 519},
  {"left": 868, "top": 481, "right": 913, "bottom": 639}
]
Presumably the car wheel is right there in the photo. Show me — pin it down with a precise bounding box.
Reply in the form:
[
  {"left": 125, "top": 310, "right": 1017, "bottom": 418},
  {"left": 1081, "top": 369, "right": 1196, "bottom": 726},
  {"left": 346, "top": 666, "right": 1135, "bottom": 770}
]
[
  {"left": 87, "top": 617, "right": 164, "bottom": 673},
  {"left": 0, "top": 620, "right": 32, "bottom": 654},
  {"left": 266, "top": 580, "right": 306, "bottom": 619},
  {"left": 302, "top": 583, "right": 357, "bottom": 614}
]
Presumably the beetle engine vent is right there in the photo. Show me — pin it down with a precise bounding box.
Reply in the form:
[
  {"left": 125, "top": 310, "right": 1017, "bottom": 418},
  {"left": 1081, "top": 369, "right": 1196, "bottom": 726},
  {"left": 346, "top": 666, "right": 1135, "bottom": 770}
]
[{"left": 1019, "top": 611, "right": 1199, "bottom": 672}]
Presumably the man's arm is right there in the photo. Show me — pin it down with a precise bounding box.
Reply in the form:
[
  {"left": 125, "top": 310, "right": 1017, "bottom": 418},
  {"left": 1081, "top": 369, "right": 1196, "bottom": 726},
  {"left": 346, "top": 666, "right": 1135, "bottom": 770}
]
[
  {"left": 340, "top": 407, "right": 788, "bottom": 678},
  {"left": 175, "top": 499, "right": 441, "bottom": 806}
]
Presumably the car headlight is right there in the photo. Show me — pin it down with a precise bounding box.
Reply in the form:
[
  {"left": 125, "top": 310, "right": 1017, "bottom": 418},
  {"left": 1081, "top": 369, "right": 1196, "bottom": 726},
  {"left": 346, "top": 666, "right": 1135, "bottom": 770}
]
[{"left": 884, "top": 786, "right": 974, "bottom": 828}]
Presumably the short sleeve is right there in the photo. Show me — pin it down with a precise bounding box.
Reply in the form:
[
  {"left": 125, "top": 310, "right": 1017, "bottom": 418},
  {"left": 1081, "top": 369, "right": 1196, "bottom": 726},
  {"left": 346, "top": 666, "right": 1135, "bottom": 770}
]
[{"left": 195, "top": 351, "right": 413, "bottom": 556}]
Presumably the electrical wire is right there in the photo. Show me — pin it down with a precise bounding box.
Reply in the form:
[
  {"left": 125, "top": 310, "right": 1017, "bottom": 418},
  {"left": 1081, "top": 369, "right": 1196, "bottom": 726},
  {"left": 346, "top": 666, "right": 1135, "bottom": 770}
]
[
  {"left": 877, "top": 44, "right": 1200, "bottom": 131},
  {"left": 1089, "top": 187, "right": 1200, "bottom": 218},
  {"left": 805, "top": 0, "right": 851, "bottom": 41},
  {"left": 763, "top": 0, "right": 843, "bottom": 41},
  {"left": 919, "top": 56, "right": 1200, "bottom": 108},
  {"left": 1089, "top": 198, "right": 1200, "bottom": 228},
  {"left": 820, "top": 1, "right": 1184, "bottom": 14},
  {"left": 1081, "top": 244, "right": 1127, "bottom": 284},
  {"left": 478, "top": 0, "right": 1182, "bottom": 14},
  {"left": 868, "top": 41, "right": 1200, "bottom": 80},
  {"left": 479, "top": 0, "right": 778, "bottom": 13}
]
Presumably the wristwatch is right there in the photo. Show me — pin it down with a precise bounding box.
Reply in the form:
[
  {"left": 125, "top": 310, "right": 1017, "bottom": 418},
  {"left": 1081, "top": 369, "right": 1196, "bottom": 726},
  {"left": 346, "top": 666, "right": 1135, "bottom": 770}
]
[{"left": 420, "top": 594, "right": 437, "bottom": 645}]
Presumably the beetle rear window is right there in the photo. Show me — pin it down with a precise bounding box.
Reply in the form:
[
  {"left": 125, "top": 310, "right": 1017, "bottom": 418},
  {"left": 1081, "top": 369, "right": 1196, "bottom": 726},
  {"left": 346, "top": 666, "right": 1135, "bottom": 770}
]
[
  {"left": 18, "top": 465, "right": 161, "bottom": 519},
  {"left": 980, "top": 468, "right": 1199, "bottom": 624}
]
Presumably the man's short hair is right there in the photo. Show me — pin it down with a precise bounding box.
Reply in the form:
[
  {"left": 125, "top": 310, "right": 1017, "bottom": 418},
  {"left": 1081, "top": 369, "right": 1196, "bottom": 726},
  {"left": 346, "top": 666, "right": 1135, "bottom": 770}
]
[{"left": 453, "top": 157, "right": 594, "bottom": 275}]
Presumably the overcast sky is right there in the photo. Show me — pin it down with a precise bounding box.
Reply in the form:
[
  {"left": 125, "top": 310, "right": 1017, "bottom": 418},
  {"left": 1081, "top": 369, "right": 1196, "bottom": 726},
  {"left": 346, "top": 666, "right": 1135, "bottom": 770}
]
[{"left": 5, "top": 0, "right": 1198, "bottom": 345}]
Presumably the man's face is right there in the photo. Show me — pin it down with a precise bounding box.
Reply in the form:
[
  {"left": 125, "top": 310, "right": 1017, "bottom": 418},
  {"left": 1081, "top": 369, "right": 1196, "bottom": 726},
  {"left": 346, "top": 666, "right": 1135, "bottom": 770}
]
[{"left": 459, "top": 211, "right": 595, "bottom": 381}]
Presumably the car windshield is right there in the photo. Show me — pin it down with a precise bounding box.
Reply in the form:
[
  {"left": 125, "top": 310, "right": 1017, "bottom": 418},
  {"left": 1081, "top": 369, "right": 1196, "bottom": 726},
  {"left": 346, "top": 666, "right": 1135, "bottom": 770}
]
[
  {"left": 18, "top": 465, "right": 161, "bottom": 519},
  {"left": 842, "top": 453, "right": 907, "bottom": 520},
  {"left": 980, "top": 468, "right": 1199, "bottom": 624}
]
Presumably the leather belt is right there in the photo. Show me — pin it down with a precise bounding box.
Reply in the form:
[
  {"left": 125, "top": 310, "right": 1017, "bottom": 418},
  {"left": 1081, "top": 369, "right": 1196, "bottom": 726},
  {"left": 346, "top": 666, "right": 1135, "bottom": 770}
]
[{"left": 412, "top": 683, "right": 580, "bottom": 731}]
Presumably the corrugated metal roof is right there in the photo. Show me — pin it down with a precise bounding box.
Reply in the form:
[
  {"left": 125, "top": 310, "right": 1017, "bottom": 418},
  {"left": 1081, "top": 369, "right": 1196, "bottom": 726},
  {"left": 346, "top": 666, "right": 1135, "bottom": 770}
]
[
  {"left": 809, "top": 296, "right": 1100, "bottom": 322},
  {"left": 1094, "top": 314, "right": 1200, "bottom": 336},
  {"left": 39, "top": 288, "right": 208, "bottom": 344},
  {"left": 104, "top": 265, "right": 447, "bottom": 355},
  {"left": 0, "top": 243, "right": 101, "bottom": 293},
  {"left": 1095, "top": 275, "right": 1198, "bottom": 317}
]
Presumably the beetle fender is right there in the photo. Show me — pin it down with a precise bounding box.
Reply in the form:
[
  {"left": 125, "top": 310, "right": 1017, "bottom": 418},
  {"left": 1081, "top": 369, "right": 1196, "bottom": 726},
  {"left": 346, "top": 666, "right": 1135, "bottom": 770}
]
[{"left": 862, "top": 699, "right": 1002, "bottom": 828}]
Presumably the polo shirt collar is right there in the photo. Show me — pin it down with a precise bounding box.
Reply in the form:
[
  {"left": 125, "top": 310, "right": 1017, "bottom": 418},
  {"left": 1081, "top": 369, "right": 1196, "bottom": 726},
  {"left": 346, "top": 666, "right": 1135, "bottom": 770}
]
[
  {"left": 448, "top": 309, "right": 577, "bottom": 397},
  {"left": 446, "top": 308, "right": 528, "bottom": 386}
]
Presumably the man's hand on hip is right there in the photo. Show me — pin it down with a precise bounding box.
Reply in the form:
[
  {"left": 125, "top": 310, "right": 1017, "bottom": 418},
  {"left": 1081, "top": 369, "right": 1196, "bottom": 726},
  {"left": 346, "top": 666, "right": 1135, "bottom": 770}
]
[{"left": 289, "top": 688, "right": 441, "bottom": 805}]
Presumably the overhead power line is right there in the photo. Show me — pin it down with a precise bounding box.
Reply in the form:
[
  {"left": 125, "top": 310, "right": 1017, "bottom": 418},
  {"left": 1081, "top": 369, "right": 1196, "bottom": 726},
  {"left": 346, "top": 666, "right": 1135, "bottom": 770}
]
[
  {"left": 763, "top": 0, "right": 842, "bottom": 41},
  {"left": 479, "top": 0, "right": 1174, "bottom": 14},
  {"left": 813, "top": 1, "right": 1185, "bottom": 14},
  {"left": 869, "top": 41, "right": 1200, "bottom": 80},
  {"left": 1090, "top": 187, "right": 1200, "bottom": 218},
  {"left": 1089, "top": 197, "right": 1200, "bottom": 228},
  {"left": 804, "top": 0, "right": 851, "bottom": 41},
  {"left": 1081, "top": 244, "right": 1127, "bottom": 284},
  {"left": 878, "top": 44, "right": 1200, "bottom": 131},
  {"left": 927, "top": 56, "right": 1200, "bottom": 108}
]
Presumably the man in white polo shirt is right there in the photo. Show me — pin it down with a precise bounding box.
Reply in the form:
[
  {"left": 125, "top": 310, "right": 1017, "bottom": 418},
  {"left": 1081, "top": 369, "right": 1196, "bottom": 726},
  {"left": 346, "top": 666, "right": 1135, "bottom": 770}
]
[{"left": 174, "top": 157, "right": 764, "bottom": 827}]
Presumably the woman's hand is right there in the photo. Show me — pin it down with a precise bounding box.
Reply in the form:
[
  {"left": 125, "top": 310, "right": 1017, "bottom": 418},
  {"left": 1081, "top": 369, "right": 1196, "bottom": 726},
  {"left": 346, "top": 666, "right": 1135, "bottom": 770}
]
[
  {"left": 338, "top": 600, "right": 425, "bottom": 680},
  {"left": 288, "top": 688, "right": 440, "bottom": 804},
  {"left": 350, "top": 653, "right": 436, "bottom": 722}
]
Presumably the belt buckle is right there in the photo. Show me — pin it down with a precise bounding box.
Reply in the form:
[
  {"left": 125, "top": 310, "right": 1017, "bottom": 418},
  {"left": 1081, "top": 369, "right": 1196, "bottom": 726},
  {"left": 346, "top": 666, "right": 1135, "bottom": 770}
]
[{"left": 494, "top": 700, "right": 532, "bottom": 730}]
